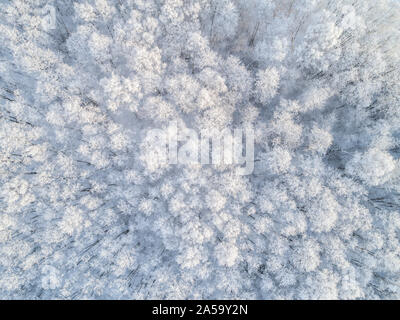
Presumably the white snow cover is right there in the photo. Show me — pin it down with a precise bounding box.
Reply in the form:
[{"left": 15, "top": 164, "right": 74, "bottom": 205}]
[{"left": 0, "top": 0, "right": 400, "bottom": 299}]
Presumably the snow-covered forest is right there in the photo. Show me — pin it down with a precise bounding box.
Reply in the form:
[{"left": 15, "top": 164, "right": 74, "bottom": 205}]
[{"left": 0, "top": 0, "right": 400, "bottom": 299}]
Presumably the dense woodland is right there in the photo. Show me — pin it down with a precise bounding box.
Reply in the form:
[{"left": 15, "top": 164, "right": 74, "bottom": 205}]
[{"left": 0, "top": 0, "right": 399, "bottom": 299}]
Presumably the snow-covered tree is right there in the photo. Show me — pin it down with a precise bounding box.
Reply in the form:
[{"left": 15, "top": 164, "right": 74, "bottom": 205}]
[{"left": 0, "top": 0, "right": 399, "bottom": 300}]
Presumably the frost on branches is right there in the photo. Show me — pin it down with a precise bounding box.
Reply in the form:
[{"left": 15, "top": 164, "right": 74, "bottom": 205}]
[{"left": 0, "top": 0, "right": 400, "bottom": 299}]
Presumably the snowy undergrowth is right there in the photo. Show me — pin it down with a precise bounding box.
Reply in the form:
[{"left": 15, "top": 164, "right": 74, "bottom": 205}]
[{"left": 0, "top": 0, "right": 400, "bottom": 299}]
